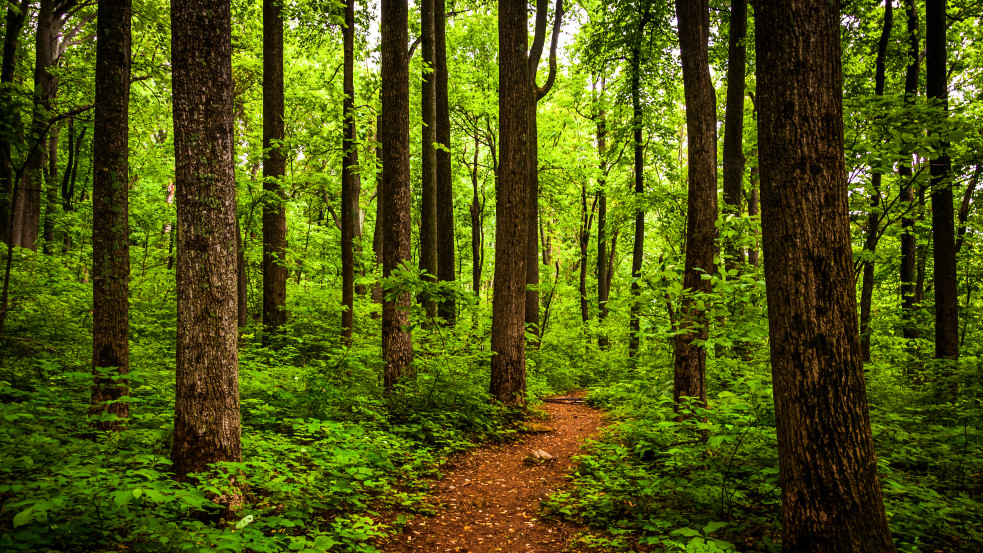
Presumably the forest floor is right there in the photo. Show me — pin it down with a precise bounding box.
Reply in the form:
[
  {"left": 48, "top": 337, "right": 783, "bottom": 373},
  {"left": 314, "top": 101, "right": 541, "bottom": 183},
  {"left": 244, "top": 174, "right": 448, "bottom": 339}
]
[{"left": 380, "top": 394, "right": 607, "bottom": 553}]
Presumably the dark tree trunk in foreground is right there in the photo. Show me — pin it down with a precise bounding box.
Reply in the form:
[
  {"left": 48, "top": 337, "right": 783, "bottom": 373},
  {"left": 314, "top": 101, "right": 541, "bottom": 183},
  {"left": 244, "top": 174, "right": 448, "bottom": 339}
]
[
  {"left": 490, "top": 0, "right": 529, "bottom": 405},
  {"left": 469, "top": 131, "right": 483, "bottom": 298},
  {"left": 722, "top": 0, "right": 746, "bottom": 271},
  {"left": 170, "top": 0, "right": 242, "bottom": 478},
  {"left": 90, "top": 0, "right": 131, "bottom": 429},
  {"left": 381, "top": 0, "right": 413, "bottom": 390},
  {"left": 262, "top": 0, "right": 288, "bottom": 338},
  {"left": 900, "top": 0, "right": 919, "bottom": 341},
  {"left": 418, "top": 0, "right": 438, "bottom": 319},
  {"left": 673, "top": 0, "right": 716, "bottom": 407},
  {"left": 435, "top": 0, "right": 455, "bottom": 324},
  {"left": 926, "top": 0, "right": 958, "bottom": 361},
  {"left": 341, "top": 0, "right": 358, "bottom": 342},
  {"left": 860, "top": 0, "right": 893, "bottom": 363},
  {"left": 0, "top": 0, "right": 31, "bottom": 245},
  {"left": 756, "top": 1, "right": 897, "bottom": 550}
]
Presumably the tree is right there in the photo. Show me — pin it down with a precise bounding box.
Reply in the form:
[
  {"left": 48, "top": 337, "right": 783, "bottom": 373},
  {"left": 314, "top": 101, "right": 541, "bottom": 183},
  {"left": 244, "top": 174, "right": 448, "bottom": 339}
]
[
  {"left": 628, "top": 8, "right": 649, "bottom": 359},
  {"left": 419, "top": 0, "right": 438, "bottom": 320},
  {"left": 381, "top": 0, "right": 413, "bottom": 391},
  {"left": 859, "top": 0, "right": 893, "bottom": 362},
  {"left": 672, "top": 0, "right": 716, "bottom": 407},
  {"left": 490, "top": 0, "right": 530, "bottom": 405},
  {"left": 524, "top": 0, "right": 562, "bottom": 344},
  {"left": 170, "top": 0, "right": 242, "bottom": 478},
  {"left": 341, "top": 0, "right": 358, "bottom": 342},
  {"left": 926, "top": 0, "right": 959, "bottom": 361},
  {"left": 263, "top": 0, "right": 288, "bottom": 339},
  {"left": 721, "top": 0, "right": 746, "bottom": 271},
  {"left": 0, "top": 0, "right": 31, "bottom": 246},
  {"left": 435, "top": 0, "right": 455, "bottom": 324},
  {"left": 90, "top": 0, "right": 131, "bottom": 430},
  {"left": 756, "top": 0, "right": 897, "bottom": 549},
  {"left": 899, "top": 0, "right": 919, "bottom": 341}
]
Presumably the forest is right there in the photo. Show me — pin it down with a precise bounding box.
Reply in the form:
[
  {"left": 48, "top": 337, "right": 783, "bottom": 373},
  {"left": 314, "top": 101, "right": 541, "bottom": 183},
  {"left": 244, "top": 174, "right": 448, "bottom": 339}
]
[{"left": 0, "top": 0, "right": 981, "bottom": 551}]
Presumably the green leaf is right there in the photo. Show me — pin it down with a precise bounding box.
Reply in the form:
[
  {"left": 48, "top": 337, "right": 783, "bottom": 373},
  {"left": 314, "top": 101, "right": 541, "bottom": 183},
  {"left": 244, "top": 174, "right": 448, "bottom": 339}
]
[
  {"left": 703, "top": 521, "right": 728, "bottom": 534},
  {"left": 671, "top": 526, "right": 701, "bottom": 537},
  {"left": 133, "top": 488, "right": 143, "bottom": 499},
  {"left": 13, "top": 507, "right": 32, "bottom": 527}
]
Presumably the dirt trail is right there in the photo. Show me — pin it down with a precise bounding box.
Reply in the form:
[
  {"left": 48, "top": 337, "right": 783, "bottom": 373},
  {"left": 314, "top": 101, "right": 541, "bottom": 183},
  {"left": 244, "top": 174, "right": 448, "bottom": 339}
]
[{"left": 383, "top": 397, "right": 606, "bottom": 553}]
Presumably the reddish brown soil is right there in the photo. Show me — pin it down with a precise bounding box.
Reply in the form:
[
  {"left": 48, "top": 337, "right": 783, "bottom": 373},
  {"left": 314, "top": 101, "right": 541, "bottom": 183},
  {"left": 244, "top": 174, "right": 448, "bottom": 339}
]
[{"left": 382, "top": 398, "right": 606, "bottom": 553}]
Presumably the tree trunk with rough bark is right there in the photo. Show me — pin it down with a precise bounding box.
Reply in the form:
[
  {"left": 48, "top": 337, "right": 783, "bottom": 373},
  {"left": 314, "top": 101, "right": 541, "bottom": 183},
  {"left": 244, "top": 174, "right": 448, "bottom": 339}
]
[
  {"left": 91, "top": 0, "right": 131, "bottom": 430},
  {"left": 628, "top": 35, "right": 645, "bottom": 359},
  {"left": 596, "top": 97, "right": 609, "bottom": 348},
  {"left": 341, "top": 0, "right": 358, "bottom": 342},
  {"left": 381, "top": 0, "right": 414, "bottom": 391},
  {"left": 0, "top": 0, "right": 31, "bottom": 245},
  {"left": 262, "top": 0, "right": 288, "bottom": 340},
  {"left": 170, "top": 0, "right": 242, "bottom": 479},
  {"left": 926, "top": 0, "right": 959, "bottom": 362},
  {"left": 419, "top": 0, "right": 438, "bottom": 320},
  {"left": 756, "top": 1, "right": 897, "bottom": 549},
  {"left": 673, "top": 0, "right": 717, "bottom": 407},
  {"left": 490, "top": 0, "right": 529, "bottom": 406},
  {"left": 435, "top": 0, "right": 455, "bottom": 324}
]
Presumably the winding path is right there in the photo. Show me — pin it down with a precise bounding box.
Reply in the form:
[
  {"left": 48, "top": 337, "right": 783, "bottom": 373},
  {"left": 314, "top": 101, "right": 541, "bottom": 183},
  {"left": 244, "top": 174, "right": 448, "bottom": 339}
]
[{"left": 383, "top": 397, "right": 606, "bottom": 553}]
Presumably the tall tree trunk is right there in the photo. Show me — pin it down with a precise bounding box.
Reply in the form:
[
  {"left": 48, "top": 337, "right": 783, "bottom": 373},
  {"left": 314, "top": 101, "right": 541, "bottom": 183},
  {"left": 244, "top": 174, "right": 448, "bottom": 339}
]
[
  {"left": 524, "top": 0, "right": 562, "bottom": 345},
  {"left": 580, "top": 182, "right": 595, "bottom": 325},
  {"left": 859, "top": 0, "right": 893, "bottom": 363},
  {"left": 673, "top": 0, "right": 717, "bottom": 408},
  {"left": 381, "top": 0, "right": 413, "bottom": 390},
  {"left": 435, "top": 0, "right": 455, "bottom": 324},
  {"left": 628, "top": 37, "right": 645, "bottom": 359},
  {"left": 900, "top": 0, "right": 919, "bottom": 341},
  {"left": 756, "top": 0, "right": 897, "bottom": 549},
  {"left": 469, "top": 131, "right": 483, "bottom": 298},
  {"left": 90, "top": 0, "right": 131, "bottom": 430},
  {"left": 926, "top": 0, "right": 958, "bottom": 361},
  {"left": 722, "top": 0, "right": 746, "bottom": 271},
  {"left": 170, "top": 0, "right": 242, "bottom": 479},
  {"left": 0, "top": 0, "right": 31, "bottom": 246},
  {"left": 341, "top": 0, "right": 357, "bottom": 342},
  {"left": 418, "top": 0, "right": 438, "bottom": 320},
  {"left": 17, "top": 0, "right": 59, "bottom": 251},
  {"left": 490, "top": 0, "right": 529, "bottom": 406},
  {"left": 596, "top": 91, "right": 609, "bottom": 349},
  {"left": 262, "top": 0, "right": 288, "bottom": 339}
]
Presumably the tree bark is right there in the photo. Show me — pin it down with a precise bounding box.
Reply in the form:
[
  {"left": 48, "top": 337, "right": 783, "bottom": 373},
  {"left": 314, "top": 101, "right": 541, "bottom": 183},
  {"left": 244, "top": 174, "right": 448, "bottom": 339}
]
[
  {"left": 859, "top": 0, "right": 893, "bottom": 363},
  {"left": 0, "top": 0, "right": 31, "bottom": 246},
  {"left": 381, "top": 0, "right": 414, "bottom": 391},
  {"left": 490, "top": 0, "right": 529, "bottom": 406},
  {"left": 628, "top": 21, "right": 646, "bottom": 360},
  {"left": 756, "top": 1, "right": 897, "bottom": 549},
  {"left": 170, "top": 0, "right": 242, "bottom": 478},
  {"left": 16, "top": 0, "right": 60, "bottom": 251},
  {"left": 596, "top": 91, "right": 609, "bottom": 348},
  {"left": 341, "top": 0, "right": 357, "bottom": 342},
  {"left": 926, "top": 0, "right": 959, "bottom": 361},
  {"left": 899, "top": 0, "right": 919, "bottom": 342},
  {"left": 435, "top": 0, "right": 455, "bottom": 324},
  {"left": 419, "top": 0, "right": 438, "bottom": 320},
  {"left": 90, "top": 0, "right": 131, "bottom": 430},
  {"left": 721, "top": 0, "right": 746, "bottom": 271},
  {"left": 524, "top": 0, "right": 562, "bottom": 345},
  {"left": 469, "top": 131, "right": 483, "bottom": 298},
  {"left": 262, "top": 0, "right": 288, "bottom": 339},
  {"left": 236, "top": 214, "right": 247, "bottom": 327},
  {"left": 673, "top": 0, "right": 717, "bottom": 407}
]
